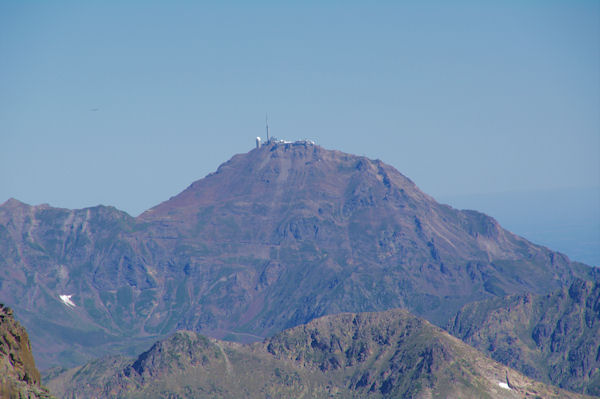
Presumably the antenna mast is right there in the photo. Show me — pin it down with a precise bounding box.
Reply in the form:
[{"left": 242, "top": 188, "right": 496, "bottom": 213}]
[{"left": 265, "top": 114, "right": 270, "bottom": 142}]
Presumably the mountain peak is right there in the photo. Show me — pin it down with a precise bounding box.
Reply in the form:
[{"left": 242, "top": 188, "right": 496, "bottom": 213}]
[
  {"left": 139, "top": 143, "right": 424, "bottom": 222},
  {"left": 0, "top": 198, "right": 30, "bottom": 209},
  {"left": 0, "top": 144, "right": 593, "bottom": 370}
]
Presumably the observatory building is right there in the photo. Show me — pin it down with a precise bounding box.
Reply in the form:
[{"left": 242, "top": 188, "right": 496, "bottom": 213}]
[
  {"left": 256, "top": 115, "right": 315, "bottom": 148},
  {"left": 256, "top": 136, "right": 315, "bottom": 148}
]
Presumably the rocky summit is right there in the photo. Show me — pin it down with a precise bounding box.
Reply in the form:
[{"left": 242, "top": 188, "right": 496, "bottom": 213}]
[
  {"left": 46, "top": 308, "right": 592, "bottom": 399},
  {"left": 0, "top": 141, "right": 595, "bottom": 369}
]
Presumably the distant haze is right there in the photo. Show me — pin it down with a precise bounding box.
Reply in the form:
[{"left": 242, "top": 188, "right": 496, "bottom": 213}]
[{"left": 1, "top": 2, "right": 598, "bottom": 262}]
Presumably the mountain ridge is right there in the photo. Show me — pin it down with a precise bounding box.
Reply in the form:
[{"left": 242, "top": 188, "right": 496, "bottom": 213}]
[
  {"left": 447, "top": 278, "right": 600, "bottom": 395},
  {"left": 48, "top": 309, "right": 596, "bottom": 398},
  {"left": 0, "top": 142, "right": 595, "bottom": 369},
  {"left": 46, "top": 308, "right": 595, "bottom": 399}
]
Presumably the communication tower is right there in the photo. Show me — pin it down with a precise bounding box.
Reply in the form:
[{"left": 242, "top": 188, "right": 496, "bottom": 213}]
[{"left": 265, "top": 114, "right": 270, "bottom": 142}]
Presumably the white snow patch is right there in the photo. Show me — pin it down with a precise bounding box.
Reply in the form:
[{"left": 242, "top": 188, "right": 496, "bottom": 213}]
[
  {"left": 59, "top": 294, "right": 76, "bottom": 308},
  {"left": 498, "top": 382, "right": 511, "bottom": 390}
]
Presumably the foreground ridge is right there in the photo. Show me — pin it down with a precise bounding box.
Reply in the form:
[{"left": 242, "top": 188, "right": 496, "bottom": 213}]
[
  {"left": 448, "top": 278, "right": 600, "bottom": 396},
  {"left": 46, "top": 308, "right": 593, "bottom": 399},
  {"left": 0, "top": 304, "right": 55, "bottom": 399}
]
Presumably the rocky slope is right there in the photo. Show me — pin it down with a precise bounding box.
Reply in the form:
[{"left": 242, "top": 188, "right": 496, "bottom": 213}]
[
  {"left": 447, "top": 279, "right": 600, "bottom": 396},
  {"left": 0, "top": 141, "right": 595, "bottom": 369},
  {"left": 46, "top": 308, "right": 592, "bottom": 399},
  {"left": 0, "top": 304, "right": 54, "bottom": 399}
]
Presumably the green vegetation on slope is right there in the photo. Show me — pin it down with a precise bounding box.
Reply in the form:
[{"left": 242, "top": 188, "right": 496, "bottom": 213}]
[
  {"left": 46, "top": 309, "right": 592, "bottom": 399},
  {"left": 448, "top": 278, "right": 600, "bottom": 396}
]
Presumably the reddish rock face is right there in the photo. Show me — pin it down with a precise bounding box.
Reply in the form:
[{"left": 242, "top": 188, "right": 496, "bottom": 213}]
[
  {"left": 0, "top": 304, "right": 52, "bottom": 398},
  {"left": 0, "top": 142, "right": 595, "bottom": 369},
  {"left": 0, "top": 304, "right": 40, "bottom": 385}
]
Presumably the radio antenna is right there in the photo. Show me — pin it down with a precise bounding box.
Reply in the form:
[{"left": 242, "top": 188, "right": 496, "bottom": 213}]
[{"left": 265, "top": 114, "right": 270, "bottom": 141}]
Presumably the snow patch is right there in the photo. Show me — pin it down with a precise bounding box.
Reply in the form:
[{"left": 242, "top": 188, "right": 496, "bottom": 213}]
[
  {"left": 59, "top": 294, "right": 76, "bottom": 308},
  {"left": 498, "top": 382, "right": 511, "bottom": 390}
]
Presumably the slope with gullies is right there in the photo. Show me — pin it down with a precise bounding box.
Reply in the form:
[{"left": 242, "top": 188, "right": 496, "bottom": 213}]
[
  {"left": 448, "top": 278, "right": 600, "bottom": 396},
  {"left": 46, "top": 308, "right": 593, "bottom": 399},
  {"left": 0, "top": 141, "right": 595, "bottom": 369}
]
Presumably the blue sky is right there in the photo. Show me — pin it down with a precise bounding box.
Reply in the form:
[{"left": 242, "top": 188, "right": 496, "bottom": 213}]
[{"left": 1, "top": 2, "right": 599, "bottom": 262}]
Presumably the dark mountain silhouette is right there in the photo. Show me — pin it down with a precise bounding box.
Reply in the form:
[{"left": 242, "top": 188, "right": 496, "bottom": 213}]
[
  {"left": 0, "top": 141, "right": 595, "bottom": 369},
  {"left": 46, "top": 309, "right": 592, "bottom": 399}
]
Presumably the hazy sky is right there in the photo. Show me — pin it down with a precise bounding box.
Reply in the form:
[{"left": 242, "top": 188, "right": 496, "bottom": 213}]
[{"left": 1, "top": 1, "right": 599, "bottom": 217}]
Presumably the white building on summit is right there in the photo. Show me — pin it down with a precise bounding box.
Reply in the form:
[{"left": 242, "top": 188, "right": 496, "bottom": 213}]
[
  {"left": 256, "top": 115, "right": 315, "bottom": 148},
  {"left": 256, "top": 136, "right": 315, "bottom": 148}
]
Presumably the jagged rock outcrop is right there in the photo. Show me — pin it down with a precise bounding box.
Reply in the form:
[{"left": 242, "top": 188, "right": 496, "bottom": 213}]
[
  {"left": 0, "top": 142, "right": 595, "bottom": 369},
  {"left": 0, "top": 304, "right": 54, "bottom": 399},
  {"left": 448, "top": 279, "right": 600, "bottom": 396},
  {"left": 46, "top": 309, "right": 593, "bottom": 399}
]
